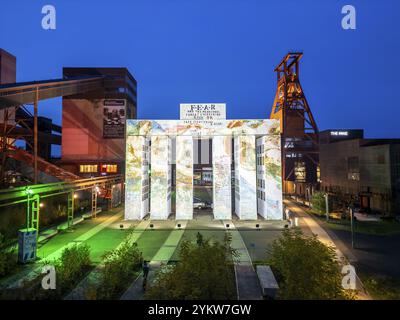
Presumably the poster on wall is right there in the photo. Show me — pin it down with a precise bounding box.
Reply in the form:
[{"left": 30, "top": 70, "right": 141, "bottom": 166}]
[{"left": 103, "top": 99, "right": 126, "bottom": 138}]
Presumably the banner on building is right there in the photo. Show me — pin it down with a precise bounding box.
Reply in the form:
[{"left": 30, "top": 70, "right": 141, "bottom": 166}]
[
  {"left": 180, "top": 103, "right": 226, "bottom": 120},
  {"left": 103, "top": 99, "right": 126, "bottom": 138}
]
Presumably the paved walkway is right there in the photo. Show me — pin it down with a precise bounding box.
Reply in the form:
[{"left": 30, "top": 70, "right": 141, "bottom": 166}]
[
  {"left": 285, "top": 200, "right": 371, "bottom": 299},
  {"left": 286, "top": 202, "right": 347, "bottom": 263},
  {"left": 223, "top": 220, "right": 252, "bottom": 264},
  {"left": 223, "top": 220, "right": 262, "bottom": 300},
  {"left": 234, "top": 264, "right": 262, "bottom": 300},
  {"left": 120, "top": 221, "right": 188, "bottom": 300},
  {"left": 65, "top": 219, "right": 150, "bottom": 300}
]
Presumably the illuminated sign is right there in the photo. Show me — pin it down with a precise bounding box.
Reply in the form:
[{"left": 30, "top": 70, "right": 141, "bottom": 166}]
[
  {"left": 180, "top": 103, "right": 226, "bottom": 120},
  {"left": 330, "top": 131, "right": 349, "bottom": 136}
]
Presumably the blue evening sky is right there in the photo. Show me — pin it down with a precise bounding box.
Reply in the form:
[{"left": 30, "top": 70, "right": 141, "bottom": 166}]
[{"left": 1, "top": 0, "right": 399, "bottom": 138}]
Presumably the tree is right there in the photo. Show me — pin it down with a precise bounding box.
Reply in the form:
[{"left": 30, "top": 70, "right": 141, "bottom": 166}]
[
  {"left": 0, "top": 233, "right": 16, "bottom": 277},
  {"left": 96, "top": 240, "right": 143, "bottom": 299},
  {"left": 267, "top": 228, "right": 351, "bottom": 300},
  {"left": 311, "top": 191, "right": 327, "bottom": 214},
  {"left": 145, "top": 233, "right": 237, "bottom": 300},
  {"left": 55, "top": 243, "right": 92, "bottom": 293}
]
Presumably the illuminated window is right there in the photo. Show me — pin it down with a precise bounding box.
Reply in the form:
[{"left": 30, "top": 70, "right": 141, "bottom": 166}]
[
  {"left": 347, "top": 157, "right": 359, "bottom": 181},
  {"left": 294, "top": 161, "right": 306, "bottom": 182},
  {"left": 79, "top": 165, "right": 98, "bottom": 173},
  {"left": 101, "top": 164, "right": 118, "bottom": 173}
]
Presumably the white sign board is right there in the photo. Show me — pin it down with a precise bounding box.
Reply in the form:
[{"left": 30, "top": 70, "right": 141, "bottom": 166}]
[
  {"left": 330, "top": 131, "right": 348, "bottom": 136},
  {"left": 180, "top": 103, "right": 226, "bottom": 120}
]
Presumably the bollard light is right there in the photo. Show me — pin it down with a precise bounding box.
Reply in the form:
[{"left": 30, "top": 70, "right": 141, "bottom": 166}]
[{"left": 120, "top": 224, "right": 124, "bottom": 230}]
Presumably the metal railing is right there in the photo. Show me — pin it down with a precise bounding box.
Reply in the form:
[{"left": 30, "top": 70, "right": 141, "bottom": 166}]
[{"left": 0, "top": 174, "right": 123, "bottom": 204}]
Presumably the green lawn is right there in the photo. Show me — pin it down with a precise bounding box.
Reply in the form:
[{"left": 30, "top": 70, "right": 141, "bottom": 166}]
[
  {"left": 239, "top": 229, "right": 282, "bottom": 262},
  {"left": 84, "top": 228, "right": 131, "bottom": 263},
  {"left": 135, "top": 230, "right": 172, "bottom": 261},
  {"left": 37, "top": 210, "right": 124, "bottom": 260},
  {"left": 320, "top": 218, "right": 400, "bottom": 236},
  {"left": 359, "top": 272, "right": 400, "bottom": 300},
  {"left": 305, "top": 208, "right": 400, "bottom": 236},
  {"left": 1, "top": 209, "right": 127, "bottom": 291},
  {"left": 170, "top": 229, "right": 227, "bottom": 261}
]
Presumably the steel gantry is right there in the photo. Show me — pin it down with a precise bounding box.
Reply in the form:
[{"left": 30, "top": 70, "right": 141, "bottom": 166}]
[
  {"left": 270, "top": 52, "right": 319, "bottom": 195},
  {"left": 0, "top": 76, "right": 104, "bottom": 185},
  {"left": 0, "top": 174, "right": 123, "bottom": 237}
]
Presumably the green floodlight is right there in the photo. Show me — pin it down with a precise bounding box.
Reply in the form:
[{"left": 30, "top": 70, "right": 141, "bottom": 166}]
[{"left": 25, "top": 187, "right": 34, "bottom": 196}]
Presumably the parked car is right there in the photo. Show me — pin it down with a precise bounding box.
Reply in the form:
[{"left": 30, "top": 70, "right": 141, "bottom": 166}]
[
  {"left": 329, "top": 210, "right": 345, "bottom": 220},
  {"left": 205, "top": 201, "right": 213, "bottom": 209},
  {"left": 193, "top": 197, "right": 206, "bottom": 210}
]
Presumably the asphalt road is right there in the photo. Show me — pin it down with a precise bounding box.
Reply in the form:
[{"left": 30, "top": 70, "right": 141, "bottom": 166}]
[
  {"left": 289, "top": 200, "right": 400, "bottom": 278},
  {"left": 325, "top": 228, "right": 400, "bottom": 278}
]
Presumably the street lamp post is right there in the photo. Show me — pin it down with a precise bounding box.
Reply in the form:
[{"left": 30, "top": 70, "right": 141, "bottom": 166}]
[
  {"left": 325, "top": 193, "right": 329, "bottom": 222},
  {"left": 350, "top": 207, "right": 355, "bottom": 249}
]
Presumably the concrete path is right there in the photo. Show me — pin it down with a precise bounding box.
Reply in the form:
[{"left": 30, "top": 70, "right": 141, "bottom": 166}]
[
  {"left": 223, "top": 220, "right": 262, "bottom": 300},
  {"left": 4, "top": 210, "right": 124, "bottom": 290},
  {"left": 223, "top": 220, "right": 252, "bottom": 264},
  {"left": 151, "top": 221, "right": 187, "bottom": 262},
  {"left": 65, "top": 219, "right": 150, "bottom": 300},
  {"left": 285, "top": 200, "right": 371, "bottom": 299},
  {"left": 120, "top": 221, "right": 188, "bottom": 300},
  {"left": 234, "top": 264, "right": 262, "bottom": 300},
  {"left": 286, "top": 202, "right": 348, "bottom": 263}
]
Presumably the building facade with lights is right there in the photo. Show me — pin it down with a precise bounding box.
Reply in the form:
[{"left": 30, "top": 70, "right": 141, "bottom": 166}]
[
  {"left": 60, "top": 67, "right": 137, "bottom": 178},
  {"left": 320, "top": 129, "right": 400, "bottom": 215}
]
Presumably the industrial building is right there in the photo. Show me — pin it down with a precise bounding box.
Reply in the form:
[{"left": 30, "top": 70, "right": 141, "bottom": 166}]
[
  {"left": 59, "top": 67, "right": 137, "bottom": 178},
  {"left": 269, "top": 53, "right": 319, "bottom": 200},
  {"left": 320, "top": 129, "right": 400, "bottom": 215},
  {"left": 0, "top": 50, "right": 137, "bottom": 186},
  {"left": 0, "top": 48, "right": 16, "bottom": 84}
]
